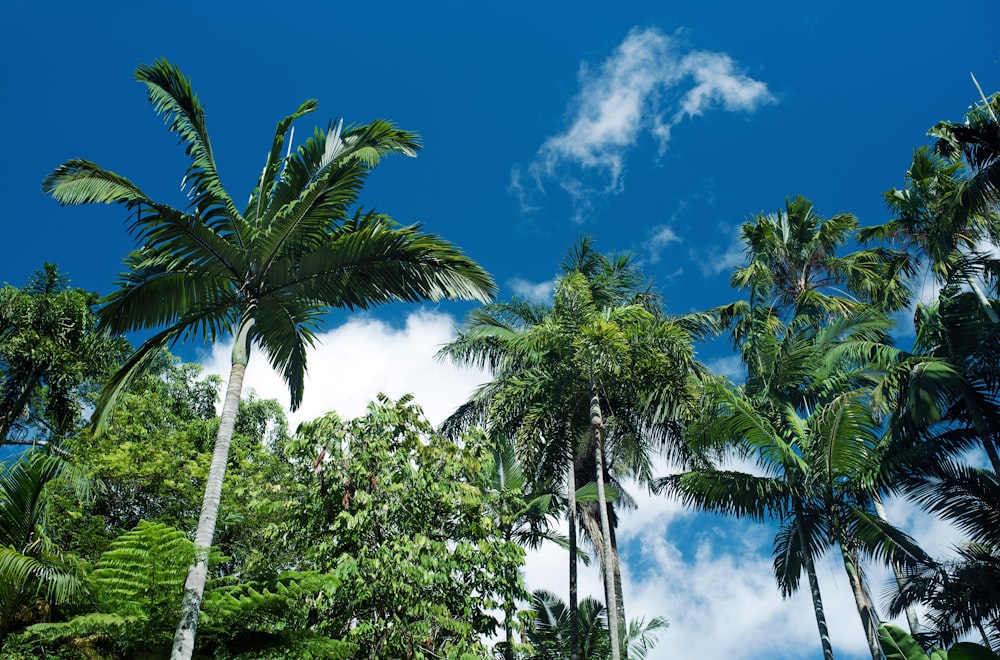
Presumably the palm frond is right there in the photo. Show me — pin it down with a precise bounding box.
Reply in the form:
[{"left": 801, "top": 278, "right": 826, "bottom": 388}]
[
  {"left": 134, "top": 59, "right": 247, "bottom": 242},
  {"left": 42, "top": 159, "right": 152, "bottom": 207}
]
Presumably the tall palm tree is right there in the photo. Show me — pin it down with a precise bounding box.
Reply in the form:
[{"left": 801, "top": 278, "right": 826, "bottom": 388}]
[
  {"left": 858, "top": 146, "right": 999, "bottom": 321},
  {"left": 440, "top": 241, "right": 699, "bottom": 660},
  {"left": 930, "top": 87, "right": 1000, "bottom": 220},
  {"left": 658, "top": 312, "right": 928, "bottom": 660},
  {"left": 42, "top": 60, "right": 495, "bottom": 659}
]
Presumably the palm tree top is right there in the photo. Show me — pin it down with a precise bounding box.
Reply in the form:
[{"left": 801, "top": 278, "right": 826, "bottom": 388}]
[{"left": 43, "top": 59, "right": 496, "bottom": 431}]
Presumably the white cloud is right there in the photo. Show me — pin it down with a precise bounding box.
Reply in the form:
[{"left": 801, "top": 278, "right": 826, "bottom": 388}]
[
  {"left": 200, "top": 310, "right": 488, "bottom": 429},
  {"left": 644, "top": 224, "right": 682, "bottom": 265},
  {"left": 697, "top": 223, "right": 747, "bottom": 277},
  {"left": 705, "top": 354, "right": 745, "bottom": 382},
  {"left": 199, "top": 307, "right": 950, "bottom": 660},
  {"left": 508, "top": 277, "right": 555, "bottom": 304},
  {"left": 518, "top": 27, "right": 775, "bottom": 220}
]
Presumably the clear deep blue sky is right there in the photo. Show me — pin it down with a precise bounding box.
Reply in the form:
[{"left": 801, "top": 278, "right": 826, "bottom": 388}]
[
  {"left": 3, "top": 2, "right": 999, "bottom": 658},
  {"left": 6, "top": 1, "right": 998, "bottom": 326}
]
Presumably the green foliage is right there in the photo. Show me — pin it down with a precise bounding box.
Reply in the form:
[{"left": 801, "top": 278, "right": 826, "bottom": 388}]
[
  {"left": 0, "top": 452, "right": 82, "bottom": 641},
  {"left": 11, "top": 521, "right": 193, "bottom": 656},
  {"left": 0, "top": 263, "right": 127, "bottom": 444},
  {"left": 524, "top": 590, "right": 666, "bottom": 660},
  {"left": 283, "top": 395, "right": 528, "bottom": 658},
  {"left": 199, "top": 572, "right": 354, "bottom": 659},
  {"left": 878, "top": 623, "right": 1000, "bottom": 660}
]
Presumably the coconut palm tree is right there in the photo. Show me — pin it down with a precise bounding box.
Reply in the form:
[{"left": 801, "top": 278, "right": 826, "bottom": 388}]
[{"left": 42, "top": 60, "right": 495, "bottom": 659}]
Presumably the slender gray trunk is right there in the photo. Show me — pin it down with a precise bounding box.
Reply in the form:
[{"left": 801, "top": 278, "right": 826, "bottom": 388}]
[
  {"left": 171, "top": 317, "right": 254, "bottom": 660},
  {"left": 841, "top": 542, "right": 883, "bottom": 660},
  {"left": 873, "top": 497, "right": 920, "bottom": 635},
  {"left": 609, "top": 513, "right": 627, "bottom": 658},
  {"left": 567, "top": 436, "right": 580, "bottom": 660},
  {"left": 794, "top": 498, "right": 835, "bottom": 660},
  {"left": 591, "top": 388, "right": 621, "bottom": 660}
]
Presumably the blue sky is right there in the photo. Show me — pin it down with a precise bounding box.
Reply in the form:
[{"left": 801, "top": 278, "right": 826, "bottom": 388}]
[{"left": 3, "top": 1, "right": 999, "bottom": 657}]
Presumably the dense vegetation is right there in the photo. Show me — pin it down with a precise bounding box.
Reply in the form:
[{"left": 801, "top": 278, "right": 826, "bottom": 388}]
[{"left": 1, "top": 60, "right": 999, "bottom": 659}]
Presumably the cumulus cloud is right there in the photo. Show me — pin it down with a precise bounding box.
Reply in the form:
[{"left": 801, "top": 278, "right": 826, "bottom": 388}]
[
  {"left": 200, "top": 310, "right": 488, "bottom": 428},
  {"left": 508, "top": 277, "right": 555, "bottom": 304},
  {"left": 199, "top": 307, "right": 939, "bottom": 660},
  {"left": 517, "top": 27, "right": 775, "bottom": 220}
]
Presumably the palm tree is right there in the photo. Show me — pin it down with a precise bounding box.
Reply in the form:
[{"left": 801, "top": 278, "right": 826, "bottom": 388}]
[
  {"left": 42, "top": 60, "right": 495, "bottom": 659},
  {"left": 858, "top": 146, "right": 999, "bottom": 322},
  {"left": 527, "top": 590, "right": 667, "bottom": 660},
  {"left": 889, "top": 459, "right": 1000, "bottom": 649},
  {"left": 0, "top": 452, "right": 82, "bottom": 639},
  {"left": 930, "top": 85, "right": 1000, "bottom": 220},
  {"left": 727, "top": 195, "right": 912, "bottom": 326},
  {"left": 440, "top": 241, "right": 699, "bottom": 660},
  {"left": 659, "top": 311, "right": 929, "bottom": 660}
]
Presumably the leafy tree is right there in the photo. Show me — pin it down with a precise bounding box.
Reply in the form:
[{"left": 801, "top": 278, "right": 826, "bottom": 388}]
[
  {"left": 43, "top": 59, "right": 495, "bottom": 658},
  {"left": 283, "top": 395, "right": 527, "bottom": 658},
  {"left": 46, "top": 352, "right": 291, "bottom": 577},
  {"left": 0, "top": 264, "right": 126, "bottom": 445}
]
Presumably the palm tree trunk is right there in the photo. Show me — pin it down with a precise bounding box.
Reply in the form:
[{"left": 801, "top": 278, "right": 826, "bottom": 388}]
[
  {"left": 840, "top": 542, "right": 882, "bottom": 660},
  {"left": 608, "top": 512, "right": 627, "bottom": 659},
  {"left": 567, "top": 438, "right": 580, "bottom": 660},
  {"left": 965, "top": 275, "right": 999, "bottom": 324},
  {"left": 171, "top": 317, "right": 255, "bottom": 660},
  {"left": 794, "top": 498, "right": 835, "bottom": 660},
  {"left": 872, "top": 497, "right": 920, "bottom": 635},
  {"left": 591, "top": 388, "right": 621, "bottom": 660}
]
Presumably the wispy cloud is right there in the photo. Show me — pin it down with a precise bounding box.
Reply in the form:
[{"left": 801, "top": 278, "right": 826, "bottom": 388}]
[
  {"left": 705, "top": 354, "right": 745, "bottom": 383},
  {"left": 515, "top": 27, "right": 775, "bottom": 221},
  {"left": 644, "top": 224, "right": 682, "bottom": 265},
  {"left": 697, "top": 223, "right": 747, "bottom": 277},
  {"left": 508, "top": 277, "right": 555, "bottom": 304}
]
